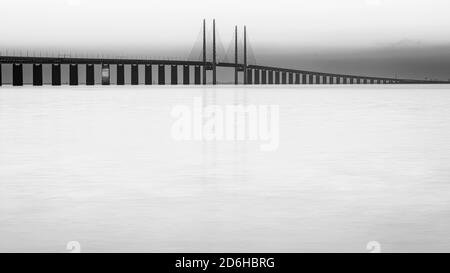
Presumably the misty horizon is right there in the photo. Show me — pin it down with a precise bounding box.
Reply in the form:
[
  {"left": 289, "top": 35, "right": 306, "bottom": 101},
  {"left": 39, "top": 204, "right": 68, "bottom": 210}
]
[{"left": 1, "top": 0, "right": 450, "bottom": 80}]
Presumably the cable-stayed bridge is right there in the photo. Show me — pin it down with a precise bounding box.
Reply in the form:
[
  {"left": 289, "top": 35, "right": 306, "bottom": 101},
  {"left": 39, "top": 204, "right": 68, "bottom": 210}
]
[{"left": 0, "top": 19, "right": 448, "bottom": 86}]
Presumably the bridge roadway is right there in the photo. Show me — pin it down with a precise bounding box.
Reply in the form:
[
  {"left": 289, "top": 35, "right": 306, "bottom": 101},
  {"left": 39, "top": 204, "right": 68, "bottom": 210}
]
[{"left": 0, "top": 56, "right": 448, "bottom": 85}]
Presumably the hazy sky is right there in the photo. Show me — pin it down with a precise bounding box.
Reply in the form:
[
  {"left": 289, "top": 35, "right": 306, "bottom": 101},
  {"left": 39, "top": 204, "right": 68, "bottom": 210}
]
[{"left": 1, "top": 0, "right": 450, "bottom": 79}]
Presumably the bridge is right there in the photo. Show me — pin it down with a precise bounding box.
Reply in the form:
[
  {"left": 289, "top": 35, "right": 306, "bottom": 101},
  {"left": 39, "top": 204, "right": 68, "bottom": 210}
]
[{"left": 0, "top": 19, "right": 448, "bottom": 86}]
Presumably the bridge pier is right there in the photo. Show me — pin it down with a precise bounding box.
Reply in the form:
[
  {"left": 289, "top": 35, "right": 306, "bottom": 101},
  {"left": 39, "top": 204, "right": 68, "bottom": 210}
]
[
  {"left": 273, "top": 71, "right": 279, "bottom": 84},
  {"left": 33, "top": 64, "right": 43, "bottom": 86},
  {"left": 268, "top": 71, "right": 273, "bottom": 84},
  {"left": 315, "top": 74, "right": 320, "bottom": 84},
  {"left": 289, "top": 72, "right": 293, "bottom": 84},
  {"left": 13, "top": 64, "right": 23, "bottom": 86},
  {"left": 86, "top": 64, "right": 95, "bottom": 85},
  {"left": 194, "top": 65, "right": 201, "bottom": 85},
  {"left": 117, "top": 64, "right": 125, "bottom": 85},
  {"left": 247, "top": 69, "right": 253, "bottom": 84},
  {"left": 302, "top": 74, "right": 307, "bottom": 84},
  {"left": 171, "top": 65, "right": 178, "bottom": 85},
  {"left": 145, "top": 64, "right": 152, "bottom": 85},
  {"left": 295, "top": 73, "right": 300, "bottom": 84},
  {"left": 158, "top": 65, "right": 165, "bottom": 85},
  {"left": 370, "top": 79, "right": 375, "bottom": 84},
  {"left": 52, "top": 64, "right": 61, "bottom": 86},
  {"left": 282, "top": 72, "right": 287, "bottom": 84},
  {"left": 0, "top": 64, "right": 2, "bottom": 86},
  {"left": 183, "top": 65, "right": 190, "bottom": 85},
  {"left": 69, "top": 64, "right": 78, "bottom": 85},
  {"left": 131, "top": 64, "right": 139, "bottom": 85},
  {"left": 356, "top": 78, "right": 361, "bottom": 84},
  {"left": 102, "top": 64, "right": 110, "bottom": 85},
  {"left": 254, "top": 69, "right": 260, "bottom": 84},
  {"left": 261, "top": 70, "right": 267, "bottom": 84}
]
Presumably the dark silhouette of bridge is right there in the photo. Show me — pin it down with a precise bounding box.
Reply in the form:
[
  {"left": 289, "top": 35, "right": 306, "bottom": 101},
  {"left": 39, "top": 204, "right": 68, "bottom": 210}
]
[{"left": 0, "top": 19, "right": 448, "bottom": 86}]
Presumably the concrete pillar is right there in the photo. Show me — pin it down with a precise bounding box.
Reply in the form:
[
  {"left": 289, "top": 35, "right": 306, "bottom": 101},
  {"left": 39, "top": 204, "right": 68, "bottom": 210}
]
[
  {"left": 13, "top": 64, "right": 23, "bottom": 86},
  {"left": 289, "top": 72, "right": 294, "bottom": 84},
  {"left": 101, "top": 64, "right": 110, "bottom": 85},
  {"left": 131, "top": 64, "right": 139, "bottom": 85},
  {"left": 194, "top": 65, "right": 201, "bottom": 85},
  {"left": 254, "top": 69, "right": 260, "bottom": 84},
  {"left": 182, "top": 65, "right": 190, "bottom": 85},
  {"left": 302, "top": 74, "right": 307, "bottom": 84},
  {"left": 268, "top": 70, "right": 274, "bottom": 84},
  {"left": 86, "top": 64, "right": 95, "bottom": 85},
  {"left": 145, "top": 64, "right": 152, "bottom": 85},
  {"left": 282, "top": 72, "right": 287, "bottom": 84},
  {"left": 171, "top": 65, "right": 178, "bottom": 85},
  {"left": 370, "top": 79, "right": 375, "bottom": 84},
  {"left": 261, "top": 70, "right": 267, "bottom": 84},
  {"left": 295, "top": 73, "right": 300, "bottom": 84},
  {"left": 356, "top": 78, "right": 361, "bottom": 84},
  {"left": 275, "top": 71, "right": 280, "bottom": 84},
  {"left": 51, "top": 64, "right": 61, "bottom": 86},
  {"left": 308, "top": 74, "right": 313, "bottom": 84},
  {"left": 158, "top": 65, "right": 165, "bottom": 85},
  {"left": 247, "top": 68, "right": 253, "bottom": 84},
  {"left": 69, "top": 64, "right": 78, "bottom": 86},
  {"left": 315, "top": 74, "right": 320, "bottom": 84},
  {"left": 330, "top": 76, "right": 334, "bottom": 84},
  {"left": 117, "top": 64, "right": 125, "bottom": 85},
  {"left": 33, "top": 64, "right": 43, "bottom": 86}
]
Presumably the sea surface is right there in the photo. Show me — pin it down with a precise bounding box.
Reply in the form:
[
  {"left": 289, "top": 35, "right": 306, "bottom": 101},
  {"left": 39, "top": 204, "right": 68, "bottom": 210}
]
[{"left": 1, "top": 85, "right": 450, "bottom": 252}]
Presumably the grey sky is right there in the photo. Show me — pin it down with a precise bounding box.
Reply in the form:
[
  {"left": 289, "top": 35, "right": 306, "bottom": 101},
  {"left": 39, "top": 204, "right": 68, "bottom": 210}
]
[{"left": 1, "top": 0, "right": 450, "bottom": 79}]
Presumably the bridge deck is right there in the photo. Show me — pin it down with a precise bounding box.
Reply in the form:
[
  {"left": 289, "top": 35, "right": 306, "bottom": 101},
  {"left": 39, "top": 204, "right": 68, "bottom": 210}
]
[{"left": 0, "top": 56, "right": 447, "bottom": 84}]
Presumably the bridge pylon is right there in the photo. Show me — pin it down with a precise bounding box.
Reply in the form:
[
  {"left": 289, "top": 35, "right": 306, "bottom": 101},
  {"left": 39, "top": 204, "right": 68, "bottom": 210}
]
[
  {"left": 244, "top": 25, "right": 247, "bottom": 84},
  {"left": 202, "top": 19, "right": 206, "bottom": 85}
]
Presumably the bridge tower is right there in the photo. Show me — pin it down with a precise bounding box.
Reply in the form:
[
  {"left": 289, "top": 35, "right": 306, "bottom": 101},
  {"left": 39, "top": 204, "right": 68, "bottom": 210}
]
[
  {"left": 213, "top": 19, "right": 217, "bottom": 85},
  {"left": 244, "top": 26, "right": 247, "bottom": 84},
  {"left": 202, "top": 19, "right": 206, "bottom": 85},
  {"left": 234, "top": 26, "right": 238, "bottom": 85}
]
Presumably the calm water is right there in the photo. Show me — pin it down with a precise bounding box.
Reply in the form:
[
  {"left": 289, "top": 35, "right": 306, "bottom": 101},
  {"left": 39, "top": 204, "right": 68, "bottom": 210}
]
[{"left": 1, "top": 85, "right": 450, "bottom": 253}]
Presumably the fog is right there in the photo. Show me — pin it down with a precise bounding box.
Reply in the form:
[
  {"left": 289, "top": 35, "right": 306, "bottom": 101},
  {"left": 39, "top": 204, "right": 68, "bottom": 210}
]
[{"left": 1, "top": 0, "right": 450, "bottom": 80}]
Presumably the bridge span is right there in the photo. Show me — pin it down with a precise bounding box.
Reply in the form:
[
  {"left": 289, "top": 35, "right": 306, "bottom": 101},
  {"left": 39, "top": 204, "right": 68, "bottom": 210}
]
[{"left": 0, "top": 20, "right": 447, "bottom": 86}]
